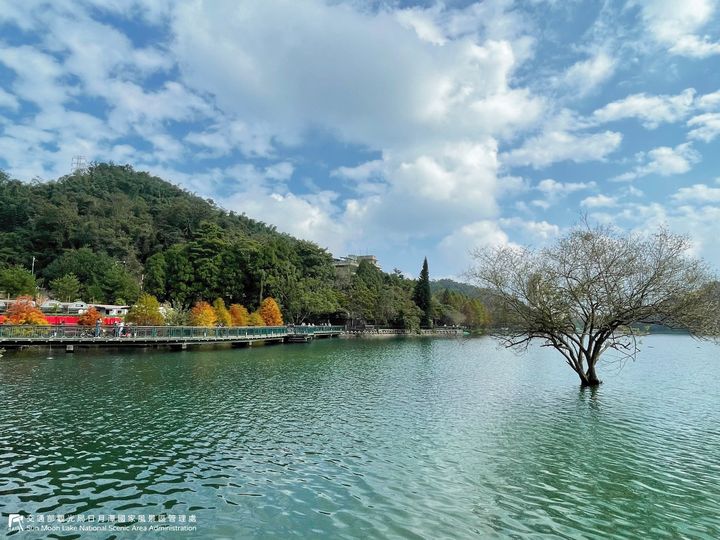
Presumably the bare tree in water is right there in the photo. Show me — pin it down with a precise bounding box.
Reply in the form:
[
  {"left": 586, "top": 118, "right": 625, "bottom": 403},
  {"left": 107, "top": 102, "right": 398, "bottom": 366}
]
[{"left": 467, "top": 225, "right": 719, "bottom": 387}]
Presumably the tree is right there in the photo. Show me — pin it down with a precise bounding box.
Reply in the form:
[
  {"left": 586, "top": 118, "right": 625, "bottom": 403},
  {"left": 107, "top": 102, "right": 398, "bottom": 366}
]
[
  {"left": 413, "top": 257, "right": 432, "bottom": 327},
  {"left": 0, "top": 266, "right": 36, "bottom": 297},
  {"left": 187, "top": 222, "right": 226, "bottom": 300},
  {"left": 164, "top": 304, "right": 189, "bottom": 326},
  {"left": 144, "top": 253, "right": 167, "bottom": 299},
  {"left": 101, "top": 263, "right": 140, "bottom": 305},
  {"left": 213, "top": 298, "right": 232, "bottom": 326},
  {"left": 190, "top": 300, "right": 217, "bottom": 327},
  {"left": 398, "top": 297, "right": 423, "bottom": 332},
  {"left": 248, "top": 311, "right": 266, "bottom": 326},
  {"left": 468, "top": 225, "right": 720, "bottom": 387},
  {"left": 4, "top": 296, "right": 48, "bottom": 325},
  {"left": 164, "top": 244, "right": 194, "bottom": 308},
  {"left": 126, "top": 294, "right": 164, "bottom": 325},
  {"left": 463, "top": 298, "right": 489, "bottom": 329},
  {"left": 78, "top": 306, "right": 102, "bottom": 326},
  {"left": 259, "top": 297, "right": 283, "bottom": 325},
  {"left": 229, "top": 303, "right": 250, "bottom": 326},
  {"left": 50, "top": 273, "right": 81, "bottom": 302}
]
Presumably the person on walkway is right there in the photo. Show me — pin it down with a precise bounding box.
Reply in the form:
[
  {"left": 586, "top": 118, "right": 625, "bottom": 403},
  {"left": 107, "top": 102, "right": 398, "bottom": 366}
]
[{"left": 95, "top": 319, "right": 101, "bottom": 337}]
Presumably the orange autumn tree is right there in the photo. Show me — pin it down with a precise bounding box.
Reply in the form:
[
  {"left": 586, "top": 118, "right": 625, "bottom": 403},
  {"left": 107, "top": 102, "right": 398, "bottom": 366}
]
[
  {"left": 5, "top": 296, "right": 49, "bottom": 325},
  {"left": 248, "top": 311, "right": 266, "bottom": 326},
  {"left": 190, "top": 300, "right": 217, "bottom": 327},
  {"left": 213, "top": 298, "right": 232, "bottom": 327},
  {"left": 78, "top": 306, "right": 102, "bottom": 326},
  {"left": 259, "top": 297, "right": 283, "bottom": 326},
  {"left": 229, "top": 303, "right": 250, "bottom": 326}
]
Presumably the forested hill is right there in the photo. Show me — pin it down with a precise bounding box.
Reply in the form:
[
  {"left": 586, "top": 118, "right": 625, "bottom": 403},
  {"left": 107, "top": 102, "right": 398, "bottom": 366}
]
[
  {"left": 0, "top": 163, "right": 491, "bottom": 329},
  {"left": 0, "top": 163, "right": 337, "bottom": 311},
  {"left": 0, "top": 163, "right": 279, "bottom": 269}
]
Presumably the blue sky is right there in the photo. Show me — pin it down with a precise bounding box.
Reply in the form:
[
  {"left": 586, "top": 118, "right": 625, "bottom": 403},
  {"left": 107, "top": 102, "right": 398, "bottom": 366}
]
[{"left": 1, "top": 0, "right": 719, "bottom": 277}]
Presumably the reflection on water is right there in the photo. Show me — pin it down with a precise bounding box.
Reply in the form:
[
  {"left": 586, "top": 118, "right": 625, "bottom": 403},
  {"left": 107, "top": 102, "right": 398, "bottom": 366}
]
[{"left": 0, "top": 336, "right": 719, "bottom": 538}]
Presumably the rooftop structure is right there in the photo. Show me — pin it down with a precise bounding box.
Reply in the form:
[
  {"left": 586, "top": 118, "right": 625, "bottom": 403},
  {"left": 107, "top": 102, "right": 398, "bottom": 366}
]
[{"left": 332, "top": 254, "right": 380, "bottom": 276}]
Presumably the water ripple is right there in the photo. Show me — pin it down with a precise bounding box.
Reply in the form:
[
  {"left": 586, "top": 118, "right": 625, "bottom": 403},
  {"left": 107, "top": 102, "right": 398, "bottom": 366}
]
[{"left": 1, "top": 336, "right": 719, "bottom": 538}]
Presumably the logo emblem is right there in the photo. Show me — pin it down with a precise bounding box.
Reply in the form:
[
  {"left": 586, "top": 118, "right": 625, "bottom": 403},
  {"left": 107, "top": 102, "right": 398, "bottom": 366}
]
[{"left": 8, "top": 514, "right": 24, "bottom": 531}]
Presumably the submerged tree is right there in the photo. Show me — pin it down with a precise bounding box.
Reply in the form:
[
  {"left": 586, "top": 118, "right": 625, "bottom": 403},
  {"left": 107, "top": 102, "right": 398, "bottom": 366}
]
[{"left": 467, "top": 225, "right": 719, "bottom": 387}]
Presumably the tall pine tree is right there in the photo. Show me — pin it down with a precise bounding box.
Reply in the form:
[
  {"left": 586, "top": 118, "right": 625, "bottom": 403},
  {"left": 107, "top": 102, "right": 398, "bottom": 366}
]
[{"left": 413, "top": 257, "right": 432, "bottom": 327}]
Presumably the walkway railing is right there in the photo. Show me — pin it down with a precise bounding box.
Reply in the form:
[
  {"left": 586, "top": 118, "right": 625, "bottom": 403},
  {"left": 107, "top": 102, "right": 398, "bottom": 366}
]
[{"left": 0, "top": 324, "right": 344, "bottom": 343}]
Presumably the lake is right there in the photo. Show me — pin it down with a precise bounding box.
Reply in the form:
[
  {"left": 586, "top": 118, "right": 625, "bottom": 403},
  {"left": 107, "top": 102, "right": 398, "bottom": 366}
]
[{"left": 1, "top": 335, "right": 718, "bottom": 539}]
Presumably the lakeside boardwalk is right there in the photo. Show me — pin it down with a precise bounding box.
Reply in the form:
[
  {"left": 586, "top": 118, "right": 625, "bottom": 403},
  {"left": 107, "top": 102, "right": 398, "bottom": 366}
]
[{"left": 0, "top": 324, "right": 344, "bottom": 351}]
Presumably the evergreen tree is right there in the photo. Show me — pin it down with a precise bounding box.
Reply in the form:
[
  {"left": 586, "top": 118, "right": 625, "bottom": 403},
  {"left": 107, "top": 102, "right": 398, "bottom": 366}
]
[
  {"left": 144, "top": 253, "right": 167, "bottom": 299},
  {"left": 50, "top": 273, "right": 81, "bottom": 302},
  {"left": 0, "top": 266, "right": 37, "bottom": 297},
  {"left": 413, "top": 257, "right": 432, "bottom": 327}
]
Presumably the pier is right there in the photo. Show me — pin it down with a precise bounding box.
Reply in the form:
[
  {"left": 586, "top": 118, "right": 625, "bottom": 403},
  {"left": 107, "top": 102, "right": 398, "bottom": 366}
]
[{"left": 0, "top": 324, "right": 344, "bottom": 351}]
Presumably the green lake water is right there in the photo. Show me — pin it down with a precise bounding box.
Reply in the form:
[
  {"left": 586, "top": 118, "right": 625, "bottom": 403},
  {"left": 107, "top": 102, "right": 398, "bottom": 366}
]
[{"left": 1, "top": 335, "right": 719, "bottom": 539}]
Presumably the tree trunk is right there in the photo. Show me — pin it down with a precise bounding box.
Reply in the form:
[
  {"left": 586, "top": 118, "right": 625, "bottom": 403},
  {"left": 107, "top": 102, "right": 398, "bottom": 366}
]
[{"left": 581, "top": 361, "right": 602, "bottom": 387}]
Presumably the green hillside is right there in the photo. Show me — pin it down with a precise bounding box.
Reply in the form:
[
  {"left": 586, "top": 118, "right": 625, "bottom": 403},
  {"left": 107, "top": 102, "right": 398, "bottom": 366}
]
[{"left": 1, "top": 163, "right": 476, "bottom": 329}]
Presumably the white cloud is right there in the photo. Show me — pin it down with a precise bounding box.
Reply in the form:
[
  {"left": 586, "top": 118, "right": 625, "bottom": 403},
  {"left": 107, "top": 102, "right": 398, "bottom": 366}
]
[
  {"left": 223, "top": 189, "right": 347, "bottom": 254},
  {"left": 634, "top": 0, "right": 720, "bottom": 58},
  {"left": 537, "top": 178, "right": 596, "bottom": 196},
  {"left": 581, "top": 194, "right": 617, "bottom": 208},
  {"left": 264, "top": 162, "right": 294, "bottom": 181},
  {"left": 556, "top": 51, "right": 616, "bottom": 97},
  {"left": 672, "top": 183, "right": 720, "bottom": 203},
  {"left": 603, "top": 200, "right": 720, "bottom": 269},
  {"left": 0, "top": 2, "right": 217, "bottom": 180},
  {"left": 342, "top": 140, "right": 502, "bottom": 241},
  {"left": 697, "top": 89, "right": 720, "bottom": 110},
  {"left": 530, "top": 178, "right": 596, "bottom": 209},
  {"left": 395, "top": 0, "right": 534, "bottom": 47},
  {"left": 687, "top": 113, "right": 720, "bottom": 142},
  {"left": 0, "top": 45, "right": 70, "bottom": 108},
  {"left": 614, "top": 143, "right": 700, "bottom": 181},
  {"left": 331, "top": 160, "right": 385, "bottom": 182},
  {"left": 166, "top": 0, "right": 550, "bottom": 264},
  {"left": 171, "top": 0, "right": 542, "bottom": 149},
  {"left": 499, "top": 217, "right": 560, "bottom": 240},
  {"left": 502, "top": 130, "right": 621, "bottom": 168},
  {"left": 0, "top": 88, "right": 19, "bottom": 111},
  {"left": 439, "top": 219, "right": 514, "bottom": 270},
  {"left": 592, "top": 89, "right": 696, "bottom": 128}
]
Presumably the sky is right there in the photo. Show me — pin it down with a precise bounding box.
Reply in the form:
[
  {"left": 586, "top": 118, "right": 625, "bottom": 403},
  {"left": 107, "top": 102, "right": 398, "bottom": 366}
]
[{"left": 1, "top": 0, "right": 719, "bottom": 278}]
